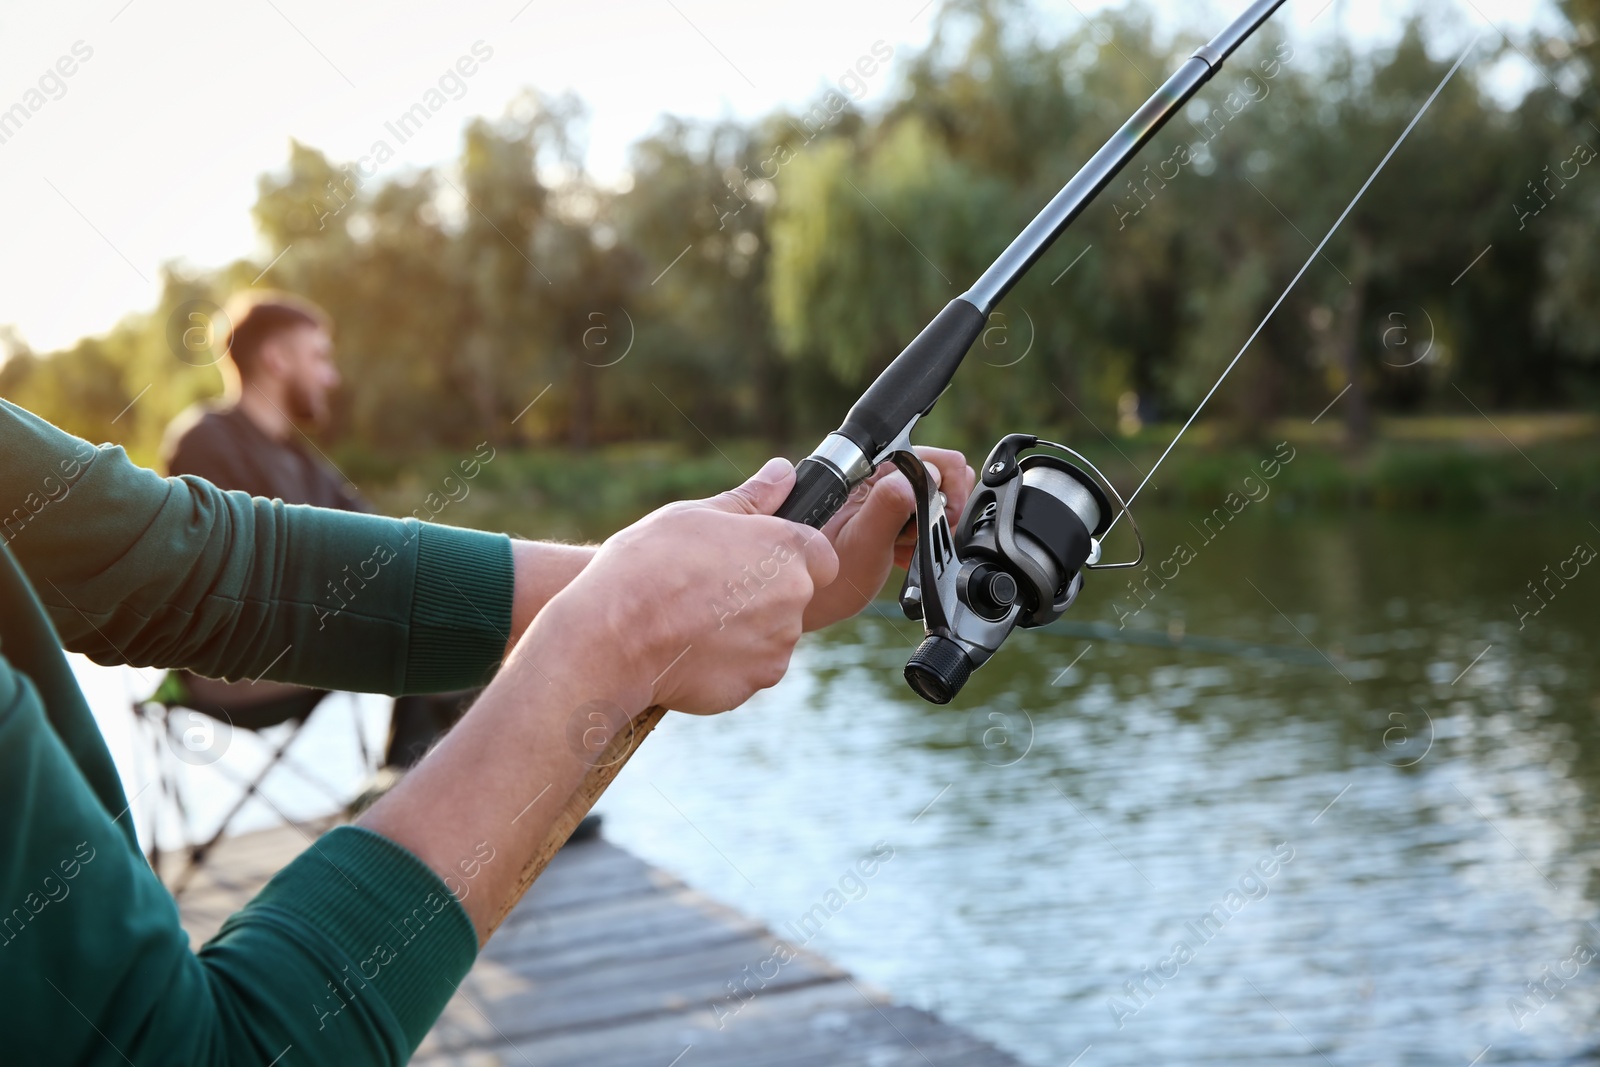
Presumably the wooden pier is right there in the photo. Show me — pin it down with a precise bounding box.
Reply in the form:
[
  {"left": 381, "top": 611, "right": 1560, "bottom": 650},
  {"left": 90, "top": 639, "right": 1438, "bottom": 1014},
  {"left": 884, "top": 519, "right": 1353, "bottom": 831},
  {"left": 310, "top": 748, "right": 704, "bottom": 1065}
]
[{"left": 169, "top": 823, "right": 1026, "bottom": 1067}]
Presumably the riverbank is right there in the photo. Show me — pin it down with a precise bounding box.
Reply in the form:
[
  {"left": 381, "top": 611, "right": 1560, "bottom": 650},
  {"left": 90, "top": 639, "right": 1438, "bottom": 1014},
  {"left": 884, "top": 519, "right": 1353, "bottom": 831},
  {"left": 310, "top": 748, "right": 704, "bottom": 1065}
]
[{"left": 340, "top": 413, "right": 1600, "bottom": 540}]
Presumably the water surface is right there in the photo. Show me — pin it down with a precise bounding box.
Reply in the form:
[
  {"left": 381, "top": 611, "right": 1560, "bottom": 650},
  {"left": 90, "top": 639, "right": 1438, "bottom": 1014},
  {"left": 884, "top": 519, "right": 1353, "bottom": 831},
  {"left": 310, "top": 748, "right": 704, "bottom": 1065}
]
[
  {"left": 93, "top": 508, "right": 1600, "bottom": 1065},
  {"left": 599, "top": 510, "right": 1600, "bottom": 1066}
]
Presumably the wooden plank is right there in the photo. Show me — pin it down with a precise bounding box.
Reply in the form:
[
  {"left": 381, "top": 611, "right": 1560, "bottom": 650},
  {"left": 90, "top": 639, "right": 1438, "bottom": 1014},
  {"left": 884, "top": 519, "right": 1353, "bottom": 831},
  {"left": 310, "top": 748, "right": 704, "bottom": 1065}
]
[
  {"left": 159, "top": 821, "right": 318, "bottom": 897},
  {"left": 415, "top": 981, "right": 1023, "bottom": 1067},
  {"left": 162, "top": 822, "right": 318, "bottom": 945},
  {"left": 423, "top": 931, "right": 846, "bottom": 1050},
  {"left": 497, "top": 840, "right": 671, "bottom": 920},
  {"left": 480, "top": 887, "right": 767, "bottom": 974},
  {"left": 171, "top": 825, "right": 1026, "bottom": 1067}
]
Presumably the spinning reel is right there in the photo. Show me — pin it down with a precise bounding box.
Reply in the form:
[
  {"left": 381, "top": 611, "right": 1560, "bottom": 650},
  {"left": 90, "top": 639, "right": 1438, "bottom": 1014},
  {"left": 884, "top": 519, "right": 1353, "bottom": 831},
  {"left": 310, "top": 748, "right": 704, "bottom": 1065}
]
[{"left": 890, "top": 435, "right": 1143, "bottom": 704}]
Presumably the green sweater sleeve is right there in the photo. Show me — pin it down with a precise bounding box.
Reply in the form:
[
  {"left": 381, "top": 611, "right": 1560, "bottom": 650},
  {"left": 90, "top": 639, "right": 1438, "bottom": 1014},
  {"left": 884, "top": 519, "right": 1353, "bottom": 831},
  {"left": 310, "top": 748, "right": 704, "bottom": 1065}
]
[
  {"left": 0, "top": 398, "right": 509, "bottom": 1064},
  {"left": 0, "top": 397, "right": 512, "bottom": 694},
  {"left": 0, "top": 656, "right": 476, "bottom": 1065}
]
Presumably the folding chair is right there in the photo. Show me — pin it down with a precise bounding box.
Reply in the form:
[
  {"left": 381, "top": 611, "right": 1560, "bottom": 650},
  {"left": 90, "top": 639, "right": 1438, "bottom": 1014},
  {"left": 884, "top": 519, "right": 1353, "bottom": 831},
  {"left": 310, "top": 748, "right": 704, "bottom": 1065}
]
[{"left": 132, "top": 671, "right": 375, "bottom": 897}]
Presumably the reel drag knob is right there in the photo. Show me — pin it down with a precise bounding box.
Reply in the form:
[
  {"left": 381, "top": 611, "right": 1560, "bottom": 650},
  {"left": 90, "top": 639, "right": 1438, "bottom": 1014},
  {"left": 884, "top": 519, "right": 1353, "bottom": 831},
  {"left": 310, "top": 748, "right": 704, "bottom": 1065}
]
[{"left": 904, "top": 634, "right": 975, "bottom": 705}]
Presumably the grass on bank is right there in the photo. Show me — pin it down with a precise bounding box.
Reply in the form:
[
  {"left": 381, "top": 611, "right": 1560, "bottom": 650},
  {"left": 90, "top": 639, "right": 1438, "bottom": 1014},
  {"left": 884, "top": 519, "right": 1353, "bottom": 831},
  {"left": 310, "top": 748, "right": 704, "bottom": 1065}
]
[{"left": 338, "top": 413, "right": 1600, "bottom": 541}]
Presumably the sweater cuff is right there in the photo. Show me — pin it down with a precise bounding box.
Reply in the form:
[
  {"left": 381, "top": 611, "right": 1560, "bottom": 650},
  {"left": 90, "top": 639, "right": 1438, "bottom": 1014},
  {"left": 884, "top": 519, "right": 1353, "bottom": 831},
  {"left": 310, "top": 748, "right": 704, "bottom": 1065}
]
[
  {"left": 240, "top": 825, "right": 478, "bottom": 1051},
  {"left": 405, "top": 523, "right": 513, "bottom": 692}
]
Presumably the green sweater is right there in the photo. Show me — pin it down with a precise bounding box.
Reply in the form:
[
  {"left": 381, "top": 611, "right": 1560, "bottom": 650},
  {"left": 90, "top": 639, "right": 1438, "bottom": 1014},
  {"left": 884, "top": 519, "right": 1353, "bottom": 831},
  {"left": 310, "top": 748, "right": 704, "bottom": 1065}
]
[{"left": 0, "top": 399, "right": 513, "bottom": 1065}]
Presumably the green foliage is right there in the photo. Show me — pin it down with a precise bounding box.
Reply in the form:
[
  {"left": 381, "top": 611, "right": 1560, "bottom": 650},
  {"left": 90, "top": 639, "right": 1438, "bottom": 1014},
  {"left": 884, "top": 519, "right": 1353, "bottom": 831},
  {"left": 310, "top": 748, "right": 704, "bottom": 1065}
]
[
  {"left": 335, "top": 429, "right": 1599, "bottom": 544},
  {"left": 3, "top": 1, "right": 1598, "bottom": 473},
  {"left": 348, "top": 440, "right": 773, "bottom": 541}
]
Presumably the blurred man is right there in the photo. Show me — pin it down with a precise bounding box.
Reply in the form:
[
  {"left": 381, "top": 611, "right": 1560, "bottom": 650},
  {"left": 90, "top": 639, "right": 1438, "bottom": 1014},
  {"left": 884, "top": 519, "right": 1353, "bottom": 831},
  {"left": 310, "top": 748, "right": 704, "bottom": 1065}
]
[{"left": 163, "top": 291, "right": 472, "bottom": 772}]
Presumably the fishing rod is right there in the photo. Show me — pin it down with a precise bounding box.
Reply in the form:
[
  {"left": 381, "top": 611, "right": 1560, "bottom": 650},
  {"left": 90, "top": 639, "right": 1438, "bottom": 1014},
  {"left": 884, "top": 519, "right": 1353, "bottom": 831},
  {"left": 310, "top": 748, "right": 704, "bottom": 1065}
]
[
  {"left": 775, "top": 0, "right": 1290, "bottom": 704},
  {"left": 491, "top": 0, "right": 1297, "bottom": 932}
]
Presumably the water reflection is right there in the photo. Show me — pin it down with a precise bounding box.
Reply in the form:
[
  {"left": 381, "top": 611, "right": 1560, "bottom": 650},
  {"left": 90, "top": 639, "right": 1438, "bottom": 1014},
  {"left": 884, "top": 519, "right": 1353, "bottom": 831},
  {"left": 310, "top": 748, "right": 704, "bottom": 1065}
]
[{"left": 600, "top": 510, "right": 1600, "bottom": 1066}]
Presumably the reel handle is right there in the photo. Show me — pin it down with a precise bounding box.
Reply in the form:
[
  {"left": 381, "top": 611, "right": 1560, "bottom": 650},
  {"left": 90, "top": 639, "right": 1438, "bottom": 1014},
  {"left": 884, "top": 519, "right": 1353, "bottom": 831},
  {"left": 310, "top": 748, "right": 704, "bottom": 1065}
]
[{"left": 905, "top": 634, "right": 975, "bottom": 706}]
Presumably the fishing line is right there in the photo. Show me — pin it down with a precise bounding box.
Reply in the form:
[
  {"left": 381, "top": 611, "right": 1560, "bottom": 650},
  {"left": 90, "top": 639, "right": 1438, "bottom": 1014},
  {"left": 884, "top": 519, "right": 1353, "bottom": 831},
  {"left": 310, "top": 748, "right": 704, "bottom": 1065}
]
[
  {"left": 1105, "top": 32, "right": 1485, "bottom": 533},
  {"left": 776, "top": 1, "right": 1313, "bottom": 702}
]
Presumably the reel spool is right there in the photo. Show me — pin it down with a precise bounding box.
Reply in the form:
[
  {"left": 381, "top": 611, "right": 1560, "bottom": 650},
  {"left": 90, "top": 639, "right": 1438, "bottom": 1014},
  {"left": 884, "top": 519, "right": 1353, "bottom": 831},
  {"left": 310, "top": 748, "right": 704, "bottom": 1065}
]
[{"left": 895, "top": 433, "right": 1142, "bottom": 704}]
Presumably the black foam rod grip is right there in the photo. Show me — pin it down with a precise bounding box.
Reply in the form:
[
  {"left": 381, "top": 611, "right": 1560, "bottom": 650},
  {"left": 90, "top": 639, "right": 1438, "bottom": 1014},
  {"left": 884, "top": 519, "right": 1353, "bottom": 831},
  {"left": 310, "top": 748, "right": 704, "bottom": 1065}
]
[
  {"left": 774, "top": 457, "right": 851, "bottom": 529},
  {"left": 839, "top": 297, "right": 986, "bottom": 459}
]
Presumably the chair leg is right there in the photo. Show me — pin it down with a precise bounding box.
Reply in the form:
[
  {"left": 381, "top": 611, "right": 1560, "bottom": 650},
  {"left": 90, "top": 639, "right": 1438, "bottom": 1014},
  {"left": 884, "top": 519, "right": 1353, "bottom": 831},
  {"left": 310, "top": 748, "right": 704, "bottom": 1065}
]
[
  {"left": 167, "top": 721, "right": 307, "bottom": 898},
  {"left": 263, "top": 750, "right": 352, "bottom": 810},
  {"left": 135, "top": 702, "right": 166, "bottom": 879},
  {"left": 206, "top": 723, "right": 347, "bottom": 811},
  {"left": 350, "top": 693, "right": 373, "bottom": 775},
  {"left": 135, "top": 700, "right": 188, "bottom": 885},
  {"left": 143, "top": 689, "right": 373, "bottom": 898}
]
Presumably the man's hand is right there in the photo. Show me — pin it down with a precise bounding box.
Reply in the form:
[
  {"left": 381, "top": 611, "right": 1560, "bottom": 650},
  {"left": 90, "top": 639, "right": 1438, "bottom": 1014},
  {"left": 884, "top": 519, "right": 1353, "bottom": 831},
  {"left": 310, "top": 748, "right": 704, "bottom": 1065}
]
[
  {"left": 802, "top": 445, "right": 975, "bottom": 631},
  {"left": 500, "top": 445, "right": 973, "bottom": 654},
  {"left": 363, "top": 459, "right": 837, "bottom": 946},
  {"left": 525, "top": 457, "right": 838, "bottom": 716}
]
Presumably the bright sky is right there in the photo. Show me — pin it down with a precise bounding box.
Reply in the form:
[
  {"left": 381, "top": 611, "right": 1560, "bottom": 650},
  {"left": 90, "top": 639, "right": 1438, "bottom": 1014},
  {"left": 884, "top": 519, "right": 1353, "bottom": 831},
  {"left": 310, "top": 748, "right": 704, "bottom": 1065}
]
[{"left": 0, "top": 0, "right": 1558, "bottom": 352}]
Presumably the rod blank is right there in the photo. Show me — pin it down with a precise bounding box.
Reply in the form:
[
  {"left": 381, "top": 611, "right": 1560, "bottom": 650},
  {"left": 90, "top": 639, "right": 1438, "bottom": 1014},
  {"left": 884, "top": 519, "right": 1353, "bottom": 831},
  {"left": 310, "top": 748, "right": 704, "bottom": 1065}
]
[{"left": 962, "top": 0, "right": 1290, "bottom": 314}]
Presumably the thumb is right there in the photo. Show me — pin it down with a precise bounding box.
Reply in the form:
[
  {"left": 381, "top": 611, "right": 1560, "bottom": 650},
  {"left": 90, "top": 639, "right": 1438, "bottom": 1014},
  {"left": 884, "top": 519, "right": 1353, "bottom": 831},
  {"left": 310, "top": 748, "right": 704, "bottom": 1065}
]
[{"left": 699, "top": 457, "right": 795, "bottom": 516}]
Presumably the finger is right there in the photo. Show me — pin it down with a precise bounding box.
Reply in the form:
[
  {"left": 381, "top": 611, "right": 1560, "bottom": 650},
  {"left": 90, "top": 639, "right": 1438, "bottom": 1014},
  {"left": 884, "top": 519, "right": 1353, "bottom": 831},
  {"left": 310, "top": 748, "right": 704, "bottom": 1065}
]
[
  {"left": 910, "top": 445, "right": 966, "bottom": 476},
  {"left": 870, "top": 457, "right": 942, "bottom": 491},
  {"left": 912, "top": 446, "right": 970, "bottom": 500},
  {"left": 935, "top": 467, "right": 977, "bottom": 528},
  {"left": 945, "top": 463, "right": 977, "bottom": 524},
  {"left": 853, "top": 467, "right": 921, "bottom": 550},
  {"left": 792, "top": 524, "right": 840, "bottom": 588},
  {"left": 700, "top": 457, "right": 795, "bottom": 515}
]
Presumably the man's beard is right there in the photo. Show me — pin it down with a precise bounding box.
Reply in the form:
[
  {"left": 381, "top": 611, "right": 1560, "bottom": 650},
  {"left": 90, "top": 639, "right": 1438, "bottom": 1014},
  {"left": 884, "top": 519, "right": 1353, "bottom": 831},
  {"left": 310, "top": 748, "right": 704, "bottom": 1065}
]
[{"left": 287, "top": 379, "right": 328, "bottom": 426}]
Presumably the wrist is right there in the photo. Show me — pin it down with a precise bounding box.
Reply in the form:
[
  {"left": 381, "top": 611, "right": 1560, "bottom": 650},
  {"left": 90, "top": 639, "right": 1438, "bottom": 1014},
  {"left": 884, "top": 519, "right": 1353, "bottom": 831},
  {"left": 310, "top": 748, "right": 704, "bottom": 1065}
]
[
  {"left": 506, "top": 540, "right": 598, "bottom": 659},
  {"left": 506, "top": 582, "right": 654, "bottom": 723}
]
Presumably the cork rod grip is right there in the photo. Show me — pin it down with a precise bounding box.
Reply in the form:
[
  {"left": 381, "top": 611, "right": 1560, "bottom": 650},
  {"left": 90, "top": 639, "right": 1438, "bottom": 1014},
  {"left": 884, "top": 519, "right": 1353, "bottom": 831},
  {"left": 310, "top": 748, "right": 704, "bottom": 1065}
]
[{"left": 484, "top": 705, "right": 669, "bottom": 939}]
